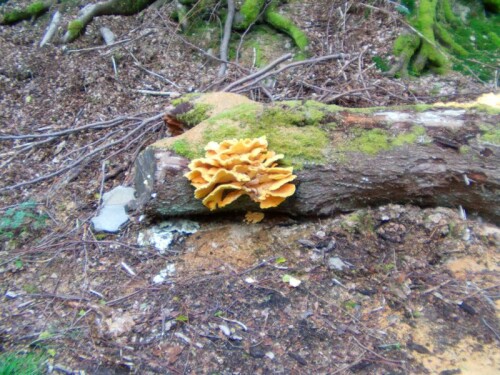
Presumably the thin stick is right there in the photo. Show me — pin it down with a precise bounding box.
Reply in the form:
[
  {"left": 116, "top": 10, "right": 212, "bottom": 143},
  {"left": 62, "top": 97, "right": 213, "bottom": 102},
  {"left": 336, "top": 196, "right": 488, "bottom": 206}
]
[
  {"left": 133, "top": 89, "right": 180, "bottom": 97},
  {"left": 232, "top": 53, "right": 351, "bottom": 93},
  {"left": 0, "top": 116, "right": 141, "bottom": 140},
  {"left": 218, "top": 0, "right": 235, "bottom": 77},
  {"left": 0, "top": 113, "right": 164, "bottom": 191},
  {"left": 40, "top": 11, "right": 61, "bottom": 47},
  {"left": 223, "top": 53, "right": 293, "bottom": 92},
  {"left": 351, "top": 336, "right": 405, "bottom": 366}
]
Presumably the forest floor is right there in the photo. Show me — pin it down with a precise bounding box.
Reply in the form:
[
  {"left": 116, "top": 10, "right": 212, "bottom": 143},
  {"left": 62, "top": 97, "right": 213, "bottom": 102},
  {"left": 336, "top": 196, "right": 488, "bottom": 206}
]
[{"left": 0, "top": 0, "right": 498, "bottom": 374}]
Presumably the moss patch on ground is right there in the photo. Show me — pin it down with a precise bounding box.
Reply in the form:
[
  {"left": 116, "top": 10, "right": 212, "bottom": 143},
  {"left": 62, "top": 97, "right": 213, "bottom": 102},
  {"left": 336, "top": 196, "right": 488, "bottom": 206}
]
[
  {"left": 394, "top": 0, "right": 499, "bottom": 80},
  {"left": 229, "top": 25, "right": 294, "bottom": 67}
]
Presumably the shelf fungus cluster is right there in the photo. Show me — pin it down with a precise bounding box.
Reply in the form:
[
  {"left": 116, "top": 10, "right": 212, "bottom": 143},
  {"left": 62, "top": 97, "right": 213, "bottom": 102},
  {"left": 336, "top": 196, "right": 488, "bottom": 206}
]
[{"left": 184, "top": 137, "right": 296, "bottom": 210}]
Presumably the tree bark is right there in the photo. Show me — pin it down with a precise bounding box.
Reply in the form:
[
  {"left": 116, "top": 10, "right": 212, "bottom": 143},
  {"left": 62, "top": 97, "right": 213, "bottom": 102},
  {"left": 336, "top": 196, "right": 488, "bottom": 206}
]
[{"left": 133, "top": 100, "right": 500, "bottom": 223}]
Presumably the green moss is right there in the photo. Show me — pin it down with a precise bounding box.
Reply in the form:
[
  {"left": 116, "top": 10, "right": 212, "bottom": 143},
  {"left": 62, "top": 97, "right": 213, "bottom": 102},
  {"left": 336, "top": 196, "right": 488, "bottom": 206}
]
[
  {"left": 344, "top": 129, "right": 391, "bottom": 155},
  {"left": 393, "top": 34, "right": 420, "bottom": 57},
  {"left": 235, "top": 0, "right": 266, "bottom": 30},
  {"left": 440, "top": 0, "right": 459, "bottom": 25},
  {"left": 67, "top": 20, "right": 85, "bottom": 40},
  {"left": 342, "top": 126, "right": 426, "bottom": 155},
  {"left": 176, "top": 103, "right": 213, "bottom": 127},
  {"left": 392, "top": 125, "right": 426, "bottom": 146},
  {"left": 170, "top": 102, "right": 330, "bottom": 169},
  {"left": 113, "top": 0, "right": 155, "bottom": 15},
  {"left": 459, "top": 145, "right": 471, "bottom": 154},
  {"left": 451, "top": 12, "right": 500, "bottom": 81},
  {"left": 203, "top": 104, "right": 329, "bottom": 168},
  {"left": 229, "top": 25, "right": 286, "bottom": 67},
  {"left": 264, "top": 5, "right": 309, "bottom": 55},
  {"left": 480, "top": 124, "right": 500, "bottom": 144},
  {"left": 341, "top": 210, "right": 375, "bottom": 234},
  {"left": 27, "top": 1, "right": 48, "bottom": 15},
  {"left": 393, "top": 33, "right": 421, "bottom": 76},
  {"left": 435, "top": 23, "right": 469, "bottom": 56},
  {"left": 261, "top": 104, "right": 324, "bottom": 126},
  {"left": 2, "top": 1, "right": 49, "bottom": 24},
  {"left": 372, "top": 55, "right": 391, "bottom": 72},
  {"left": 172, "top": 139, "right": 200, "bottom": 159},
  {"left": 483, "top": 0, "right": 500, "bottom": 13},
  {"left": 171, "top": 93, "right": 201, "bottom": 107}
]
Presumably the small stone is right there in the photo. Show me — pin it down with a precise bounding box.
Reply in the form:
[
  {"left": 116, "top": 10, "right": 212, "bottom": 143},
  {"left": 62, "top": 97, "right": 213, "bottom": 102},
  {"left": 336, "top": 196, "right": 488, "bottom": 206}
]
[
  {"left": 250, "top": 347, "right": 266, "bottom": 358},
  {"left": 301, "top": 310, "right": 313, "bottom": 319},
  {"left": 153, "top": 264, "right": 176, "bottom": 284},
  {"left": 5, "top": 290, "right": 18, "bottom": 299},
  {"left": 91, "top": 205, "right": 129, "bottom": 233},
  {"left": 219, "top": 325, "right": 231, "bottom": 337},
  {"left": 315, "top": 230, "right": 326, "bottom": 239},
  {"left": 265, "top": 352, "right": 275, "bottom": 360},
  {"left": 328, "top": 257, "right": 348, "bottom": 271},
  {"left": 91, "top": 186, "right": 136, "bottom": 233},
  {"left": 174, "top": 332, "right": 191, "bottom": 344},
  {"left": 297, "top": 239, "right": 316, "bottom": 248}
]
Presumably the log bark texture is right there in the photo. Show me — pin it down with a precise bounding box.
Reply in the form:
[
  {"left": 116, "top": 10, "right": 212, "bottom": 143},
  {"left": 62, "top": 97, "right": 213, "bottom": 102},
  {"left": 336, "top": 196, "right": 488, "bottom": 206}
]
[{"left": 133, "top": 95, "right": 500, "bottom": 222}]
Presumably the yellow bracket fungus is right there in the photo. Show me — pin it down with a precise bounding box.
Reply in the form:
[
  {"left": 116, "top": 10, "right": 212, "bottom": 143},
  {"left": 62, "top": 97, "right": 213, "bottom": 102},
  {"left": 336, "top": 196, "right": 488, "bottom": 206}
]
[{"left": 185, "top": 137, "right": 296, "bottom": 210}]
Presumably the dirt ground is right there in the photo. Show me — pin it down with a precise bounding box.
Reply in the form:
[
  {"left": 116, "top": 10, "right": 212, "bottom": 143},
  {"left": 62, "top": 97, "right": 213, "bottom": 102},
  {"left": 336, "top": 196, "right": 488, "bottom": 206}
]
[{"left": 0, "top": 1, "right": 498, "bottom": 374}]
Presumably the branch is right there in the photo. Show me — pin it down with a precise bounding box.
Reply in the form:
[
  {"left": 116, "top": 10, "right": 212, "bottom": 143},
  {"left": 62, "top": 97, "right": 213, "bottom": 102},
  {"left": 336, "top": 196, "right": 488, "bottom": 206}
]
[
  {"left": 225, "top": 53, "right": 350, "bottom": 92},
  {"left": 0, "top": 116, "right": 143, "bottom": 140},
  {"left": 1, "top": 113, "right": 165, "bottom": 191},
  {"left": 40, "top": 11, "right": 61, "bottom": 47},
  {"left": 218, "top": 0, "right": 235, "bottom": 77},
  {"left": 222, "top": 53, "right": 293, "bottom": 92}
]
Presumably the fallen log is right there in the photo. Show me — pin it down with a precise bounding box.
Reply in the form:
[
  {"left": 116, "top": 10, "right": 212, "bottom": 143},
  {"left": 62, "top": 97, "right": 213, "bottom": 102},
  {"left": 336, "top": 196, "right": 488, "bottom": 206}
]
[{"left": 133, "top": 93, "right": 500, "bottom": 222}]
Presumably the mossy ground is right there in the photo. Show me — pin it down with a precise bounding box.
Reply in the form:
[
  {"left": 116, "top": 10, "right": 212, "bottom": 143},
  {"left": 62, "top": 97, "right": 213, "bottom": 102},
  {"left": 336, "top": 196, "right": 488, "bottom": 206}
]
[
  {"left": 229, "top": 25, "right": 293, "bottom": 67},
  {"left": 0, "top": 351, "right": 46, "bottom": 374},
  {"left": 394, "top": 0, "right": 499, "bottom": 80},
  {"left": 451, "top": 12, "right": 500, "bottom": 81}
]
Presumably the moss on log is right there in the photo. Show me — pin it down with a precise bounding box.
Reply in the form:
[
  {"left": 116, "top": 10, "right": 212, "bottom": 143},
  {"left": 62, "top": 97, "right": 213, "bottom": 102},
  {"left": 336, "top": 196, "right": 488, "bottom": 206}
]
[
  {"left": 133, "top": 93, "right": 500, "bottom": 222},
  {"left": 1, "top": 1, "right": 49, "bottom": 25},
  {"left": 63, "top": 0, "right": 156, "bottom": 43}
]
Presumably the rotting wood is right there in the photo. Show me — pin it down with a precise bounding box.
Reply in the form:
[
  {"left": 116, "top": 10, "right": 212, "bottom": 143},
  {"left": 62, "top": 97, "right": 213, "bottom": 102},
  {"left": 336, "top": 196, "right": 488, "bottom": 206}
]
[{"left": 133, "top": 94, "right": 500, "bottom": 222}]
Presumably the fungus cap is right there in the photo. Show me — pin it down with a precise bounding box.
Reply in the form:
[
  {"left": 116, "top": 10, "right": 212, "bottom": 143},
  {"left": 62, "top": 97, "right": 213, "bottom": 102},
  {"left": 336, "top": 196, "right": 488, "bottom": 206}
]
[{"left": 185, "top": 137, "right": 296, "bottom": 210}]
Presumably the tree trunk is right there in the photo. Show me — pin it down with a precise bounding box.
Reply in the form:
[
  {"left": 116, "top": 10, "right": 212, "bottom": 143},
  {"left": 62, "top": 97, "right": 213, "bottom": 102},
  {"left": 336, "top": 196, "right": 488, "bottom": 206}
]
[{"left": 132, "top": 94, "right": 500, "bottom": 223}]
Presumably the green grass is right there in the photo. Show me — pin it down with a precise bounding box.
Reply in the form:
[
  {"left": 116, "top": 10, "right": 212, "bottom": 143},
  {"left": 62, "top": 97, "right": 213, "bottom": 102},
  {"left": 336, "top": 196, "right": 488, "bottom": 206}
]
[{"left": 0, "top": 351, "right": 46, "bottom": 375}]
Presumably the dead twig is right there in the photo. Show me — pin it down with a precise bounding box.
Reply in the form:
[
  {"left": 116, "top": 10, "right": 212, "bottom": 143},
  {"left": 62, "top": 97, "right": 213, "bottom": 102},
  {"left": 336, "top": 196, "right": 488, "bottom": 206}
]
[
  {"left": 226, "top": 53, "right": 351, "bottom": 93},
  {"left": 0, "top": 113, "right": 165, "bottom": 191},
  {"left": 217, "top": 0, "right": 235, "bottom": 77},
  {"left": 0, "top": 116, "right": 142, "bottom": 140},
  {"left": 351, "top": 336, "right": 406, "bottom": 366},
  {"left": 223, "top": 53, "right": 294, "bottom": 92}
]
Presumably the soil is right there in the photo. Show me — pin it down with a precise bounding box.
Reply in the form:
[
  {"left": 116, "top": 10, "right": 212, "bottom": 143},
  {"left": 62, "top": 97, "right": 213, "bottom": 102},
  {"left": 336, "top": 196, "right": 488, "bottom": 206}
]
[{"left": 0, "top": 1, "right": 498, "bottom": 374}]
